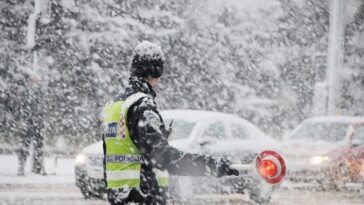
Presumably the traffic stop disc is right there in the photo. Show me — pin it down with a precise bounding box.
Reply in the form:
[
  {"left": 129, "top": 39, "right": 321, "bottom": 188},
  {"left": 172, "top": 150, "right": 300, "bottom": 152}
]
[{"left": 255, "top": 150, "right": 286, "bottom": 184}]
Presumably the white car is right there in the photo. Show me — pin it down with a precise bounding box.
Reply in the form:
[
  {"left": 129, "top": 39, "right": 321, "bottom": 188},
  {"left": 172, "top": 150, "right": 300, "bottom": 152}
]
[
  {"left": 75, "top": 110, "right": 281, "bottom": 203},
  {"left": 282, "top": 116, "right": 364, "bottom": 185}
]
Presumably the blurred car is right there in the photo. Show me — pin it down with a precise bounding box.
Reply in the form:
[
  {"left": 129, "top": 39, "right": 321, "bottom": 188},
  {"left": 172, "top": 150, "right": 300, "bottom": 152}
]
[
  {"left": 75, "top": 109, "right": 281, "bottom": 203},
  {"left": 74, "top": 141, "right": 105, "bottom": 199},
  {"left": 282, "top": 116, "right": 364, "bottom": 188},
  {"left": 325, "top": 120, "right": 364, "bottom": 188}
]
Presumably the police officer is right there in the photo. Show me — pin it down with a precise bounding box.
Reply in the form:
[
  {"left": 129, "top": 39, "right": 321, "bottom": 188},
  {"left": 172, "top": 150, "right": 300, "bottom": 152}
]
[{"left": 102, "top": 41, "right": 239, "bottom": 205}]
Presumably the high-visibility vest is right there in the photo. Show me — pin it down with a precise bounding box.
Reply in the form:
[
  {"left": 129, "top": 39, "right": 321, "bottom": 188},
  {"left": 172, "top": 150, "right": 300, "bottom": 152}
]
[{"left": 102, "top": 92, "right": 169, "bottom": 190}]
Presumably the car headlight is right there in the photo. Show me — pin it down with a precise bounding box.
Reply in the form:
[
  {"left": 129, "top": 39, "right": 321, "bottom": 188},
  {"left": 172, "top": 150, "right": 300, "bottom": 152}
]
[
  {"left": 310, "top": 155, "right": 330, "bottom": 165},
  {"left": 75, "top": 153, "right": 87, "bottom": 165}
]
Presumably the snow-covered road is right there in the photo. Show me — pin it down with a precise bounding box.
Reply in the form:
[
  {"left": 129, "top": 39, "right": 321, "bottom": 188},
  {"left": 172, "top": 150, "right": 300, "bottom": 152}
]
[
  {"left": 0, "top": 185, "right": 363, "bottom": 205},
  {"left": 0, "top": 155, "right": 363, "bottom": 205}
]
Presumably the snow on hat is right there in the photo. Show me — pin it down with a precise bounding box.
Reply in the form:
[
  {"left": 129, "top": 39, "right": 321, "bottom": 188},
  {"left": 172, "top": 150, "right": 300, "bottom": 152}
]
[{"left": 130, "top": 41, "right": 165, "bottom": 78}]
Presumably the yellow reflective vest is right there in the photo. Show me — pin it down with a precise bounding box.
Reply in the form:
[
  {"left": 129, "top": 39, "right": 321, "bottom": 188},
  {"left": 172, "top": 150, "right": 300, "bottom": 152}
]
[{"left": 102, "top": 92, "right": 168, "bottom": 190}]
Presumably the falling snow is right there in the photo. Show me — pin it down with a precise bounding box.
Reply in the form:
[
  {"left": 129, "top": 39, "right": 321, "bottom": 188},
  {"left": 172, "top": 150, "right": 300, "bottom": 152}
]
[{"left": 1, "top": 0, "right": 364, "bottom": 204}]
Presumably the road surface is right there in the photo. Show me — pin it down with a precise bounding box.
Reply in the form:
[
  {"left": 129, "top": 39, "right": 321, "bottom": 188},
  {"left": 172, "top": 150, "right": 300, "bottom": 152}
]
[
  {"left": 0, "top": 184, "right": 363, "bottom": 205},
  {"left": 0, "top": 155, "right": 363, "bottom": 204}
]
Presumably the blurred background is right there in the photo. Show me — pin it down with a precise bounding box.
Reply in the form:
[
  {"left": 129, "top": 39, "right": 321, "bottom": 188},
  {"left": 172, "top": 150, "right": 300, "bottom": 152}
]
[
  {"left": 0, "top": 0, "right": 363, "bottom": 204},
  {"left": 0, "top": 0, "right": 363, "bottom": 153}
]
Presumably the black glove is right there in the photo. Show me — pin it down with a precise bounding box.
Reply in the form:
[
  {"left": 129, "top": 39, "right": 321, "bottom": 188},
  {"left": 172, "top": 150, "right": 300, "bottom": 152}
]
[
  {"left": 164, "top": 119, "right": 174, "bottom": 139},
  {"left": 216, "top": 158, "right": 239, "bottom": 178}
]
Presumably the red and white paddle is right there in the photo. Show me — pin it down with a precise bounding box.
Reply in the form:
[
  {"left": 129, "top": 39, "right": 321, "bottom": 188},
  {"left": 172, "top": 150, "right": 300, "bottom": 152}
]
[{"left": 230, "top": 150, "right": 286, "bottom": 184}]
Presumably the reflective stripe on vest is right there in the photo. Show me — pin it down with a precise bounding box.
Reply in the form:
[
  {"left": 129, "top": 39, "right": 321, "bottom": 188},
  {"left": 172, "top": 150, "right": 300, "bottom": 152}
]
[{"left": 103, "top": 92, "right": 169, "bottom": 189}]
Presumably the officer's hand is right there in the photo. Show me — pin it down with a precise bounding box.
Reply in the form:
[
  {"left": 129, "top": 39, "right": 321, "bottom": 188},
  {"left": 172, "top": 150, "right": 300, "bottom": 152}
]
[{"left": 216, "top": 159, "right": 239, "bottom": 177}]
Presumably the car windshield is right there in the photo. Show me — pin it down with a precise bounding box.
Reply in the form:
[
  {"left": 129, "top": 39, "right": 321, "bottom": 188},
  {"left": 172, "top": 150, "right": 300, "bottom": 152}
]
[
  {"left": 291, "top": 121, "right": 349, "bottom": 142},
  {"left": 164, "top": 119, "right": 196, "bottom": 140}
]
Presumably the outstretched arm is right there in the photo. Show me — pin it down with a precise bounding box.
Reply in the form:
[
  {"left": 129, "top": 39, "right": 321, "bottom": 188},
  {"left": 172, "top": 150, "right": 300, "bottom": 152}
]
[{"left": 133, "top": 104, "right": 238, "bottom": 177}]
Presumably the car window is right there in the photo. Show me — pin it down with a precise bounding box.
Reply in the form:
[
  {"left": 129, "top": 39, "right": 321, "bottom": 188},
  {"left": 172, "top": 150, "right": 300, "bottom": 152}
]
[
  {"left": 202, "top": 121, "right": 225, "bottom": 139},
  {"left": 291, "top": 122, "right": 349, "bottom": 142},
  {"left": 164, "top": 119, "right": 196, "bottom": 140},
  {"left": 231, "top": 123, "right": 249, "bottom": 139},
  {"left": 353, "top": 125, "right": 364, "bottom": 145}
]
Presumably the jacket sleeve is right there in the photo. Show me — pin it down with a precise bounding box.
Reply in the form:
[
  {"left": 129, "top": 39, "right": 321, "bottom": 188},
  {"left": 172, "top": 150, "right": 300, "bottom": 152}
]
[{"left": 130, "top": 99, "right": 222, "bottom": 177}]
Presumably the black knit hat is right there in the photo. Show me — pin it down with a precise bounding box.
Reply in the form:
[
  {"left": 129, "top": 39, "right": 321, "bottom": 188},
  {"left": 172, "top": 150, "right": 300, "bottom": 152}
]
[{"left": 130, "top": 41, "right": 165, "bottom": 78}]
